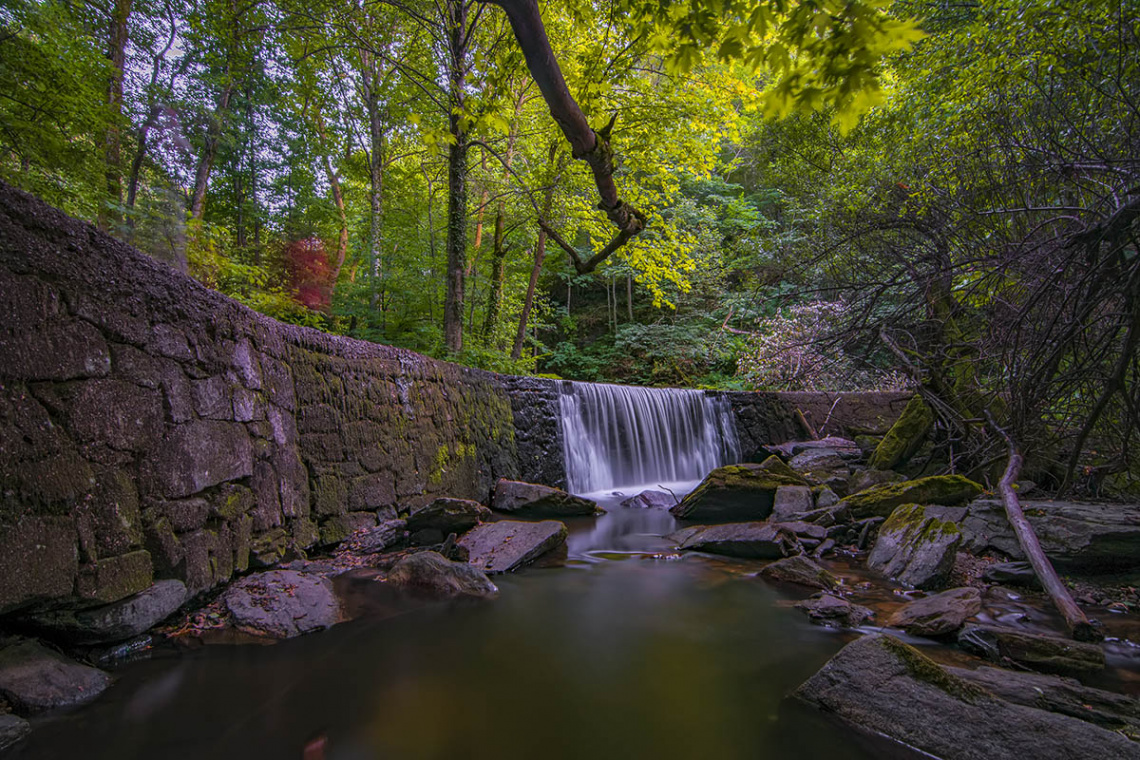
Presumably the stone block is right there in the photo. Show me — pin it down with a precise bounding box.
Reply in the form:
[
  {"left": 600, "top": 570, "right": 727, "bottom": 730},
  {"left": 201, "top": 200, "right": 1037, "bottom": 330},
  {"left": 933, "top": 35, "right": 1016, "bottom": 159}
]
[
  {"left": 66, "top": 379, "right": 163, "bottom": 451},
  {"left": 144, "top": 420, "right": 253, "bottom": 498},
  {"left": 76, "top": 549, "right": 153, "bottom": 604},
  {"left": 0, "top": 517, "right": 78, "bottom": 613}
]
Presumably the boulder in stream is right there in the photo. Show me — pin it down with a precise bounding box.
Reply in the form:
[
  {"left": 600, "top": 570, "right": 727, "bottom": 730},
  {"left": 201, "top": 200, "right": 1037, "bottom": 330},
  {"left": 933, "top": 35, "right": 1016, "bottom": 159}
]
[
  {"left": 758, "top": 555, "right": 837, "bottom": 590},
  {"left": 838, "top": 474, "right": 982, "bottom": 519},
  {"left": 20, "top": 580, "right": 187, "bottom": 645},
  {"left": 957, "top": 623, "right": 1105, "bottom": 676},
  {"left": 221, "top": 570, "right": 341, "bottom": 639},
  {"left": 406, "top": 498, "right": 489, "bottom": 534},
  {"left": 887, "top": 587, "right": 981, "bottom": 637},
  {"left": 960, "top": 499, "right": 1140, "bottom": 572},
  {"left": 867, "top": 503, "right": 961, "bottom": 589},
  {"left": 619, "top": 490, "right": 676, "bottom": 509},
  {"left": 386, "top": 551, "right": 498, "bottom": 599},
  {"left": 793, "top": 634, "right": 1140, "bottom": 760},
  {"left": 491, "top": 480, "right": 599, "bottom": 518},
  {"left": 678, "top": 522, "right": 800, "bottom": 559},
  {"left": 795, "top": 594, "right": 874, "bottom": 628},
  {"left": 0, "top": 714, "right": 30, "bottom": 751},
  {"left": 458, "top": 519, "right": 568, "bottom": 574},
  {"left": 0, "top": 637, "right": 112, "bottom": 714},
  {"left": 670, "top": 457, "right": 807, "bottom": 522}
]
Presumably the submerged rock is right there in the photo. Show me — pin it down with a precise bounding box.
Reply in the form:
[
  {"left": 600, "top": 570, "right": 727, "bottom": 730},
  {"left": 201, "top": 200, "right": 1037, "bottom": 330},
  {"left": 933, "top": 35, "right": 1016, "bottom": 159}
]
[
  {"left": 386, "top": 552, "right": 498, "bottom": 599},
  {"left": 867, "top": 503, "right": 961, "bottom": 589},
  {"left": 838, "top": 475, "right": 983, "bottom": 519},
  {"left": 888, "top": 587, "right": 981, "bottom": 637},
  {"left": 458, "top": 520, "right": 568, "bottom": 574},
  {"left": 678, "top": 522, "right": 800, "bottom": 559},
  {"left": 670, "top": 457, "right": 807, "bottom": 522},
  {"left": 619, "top": 490, "right": 676, "bottom": 509},
  {"left": 0, "top": 637, "right": 112, "bottom": 714},
  {"left": 0, "top": 714, "right": 31, "bottom": 751},
  {"left": 793, "top": 634, "right": 1140, "bottom": 760},
  {"left": 222, "top": 570, "right": 340, "bottom": 639},
  {"left": 947, "top": 665, "right": 1140, "bottom": 736},
  {"left": 795, "top": 594, "right": 874, "bottom": 628},
  {"left": 960, "top": 499, "right": 1140, "bottom": 572},
  {"left": 406, "top": 498, "right": 488, "bottom": 534},
  {"left": 21, "top": 579, "right": 187, "bottom": 644},
  {"left": 957, "top": 624, "right": 1105, "bottom": 676},
  {"left": 758, "top": 555, "right": 837, "bottom": 590},
  {"left": 491, "top": 480, "right": 599, "bottom": 518}
]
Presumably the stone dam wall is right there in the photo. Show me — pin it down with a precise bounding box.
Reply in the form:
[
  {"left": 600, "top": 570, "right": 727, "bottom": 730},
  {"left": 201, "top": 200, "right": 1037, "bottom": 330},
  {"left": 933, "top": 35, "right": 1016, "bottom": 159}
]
[{"left": 0, "top": 182, "right": 905, "bottom": 614}]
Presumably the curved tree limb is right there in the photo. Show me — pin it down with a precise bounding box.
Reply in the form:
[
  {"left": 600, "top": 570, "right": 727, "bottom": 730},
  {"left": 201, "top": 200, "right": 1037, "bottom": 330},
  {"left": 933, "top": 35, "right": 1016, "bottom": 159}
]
[
  {"left": 483, "top": 0, "right": 645, "bottom": 269},
  {"left": 986, "top": 411, "right": 1102, "bottom": 642}
]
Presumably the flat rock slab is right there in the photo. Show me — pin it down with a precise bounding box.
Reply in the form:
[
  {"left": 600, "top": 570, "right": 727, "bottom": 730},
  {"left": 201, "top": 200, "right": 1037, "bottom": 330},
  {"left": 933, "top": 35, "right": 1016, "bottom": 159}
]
[
  {"left": 795, "top": 594, "right": 874, "bottom": 628},
  {"left": 24, "top": 580, "right": 187, "bottom": 644},
  {"left": 0, "top": 637, "right": 111, "bottom": 715},
  {"left": 342, "top": 519, "right": 407, "bottom": 555},
  {"left": 491, "top": 480, "right": 598, "bottom": 518},
  {"left": 961, "top": 499, "right": 1140, "bottom": 572},
  {"left": 958, "top": 624, "right": 1105, "bottom": 676},
  {"left": 765, "top": 437, "right": 861, "bottom": 460},
  {"left": 386, "top": 551, "right": 498, "bottom": 599},
  {"left": 948, "top": 665, "right": 1140, "bottom": 735},
  {"left": 867, "top": 504, "right": 961, "bottom": 589},
  {"left": 222, "top": 570, "right": 340, "bottom": 639},
  {"left": 0, "top": 714, "right": 31, "bottom": 752},
  {"left": 679, "top": 522, "right": 800, "bottom": 559},
  {"left": 758, "top": 555, "right": 837, "bottom": 590},
  {"left": 458, "top": 520, "right": 568, "bottom": 574},
  {"left": 794, "top": 634, "right": 1140, "bottom": 760},
  {"left": 888, "top": 587, "right": 981, "bottom": 637},
  {"left": 670, "top": 458, "right": 807, "bottom": 522}
]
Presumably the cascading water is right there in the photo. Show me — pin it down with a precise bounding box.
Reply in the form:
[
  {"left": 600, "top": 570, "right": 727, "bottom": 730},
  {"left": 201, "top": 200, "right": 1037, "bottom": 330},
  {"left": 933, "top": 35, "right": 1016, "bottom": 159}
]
[{"left": 559, "top": 381, "right": 741, "bottom": 494}]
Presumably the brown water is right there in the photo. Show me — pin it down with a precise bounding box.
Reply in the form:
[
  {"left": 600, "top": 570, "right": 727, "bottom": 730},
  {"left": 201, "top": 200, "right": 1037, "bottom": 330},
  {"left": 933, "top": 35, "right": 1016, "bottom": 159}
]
[{"left": 7, "top": 486, "right": 893, "bottom": 760}]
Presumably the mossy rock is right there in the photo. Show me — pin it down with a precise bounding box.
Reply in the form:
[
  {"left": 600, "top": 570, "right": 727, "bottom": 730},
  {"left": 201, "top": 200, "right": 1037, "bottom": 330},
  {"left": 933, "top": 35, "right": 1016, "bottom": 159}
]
[
  {"left": 867, "top": 503, "right": 962, "bottom": 589},
  {"left": 869, "top": 395, "right": 934, "bottom": 471},
  {"left": 670, "top": 457, "right": 808, "bottom": 522},
  {"left": 839, "top": 474, "right": 983, "bottom": 519}
]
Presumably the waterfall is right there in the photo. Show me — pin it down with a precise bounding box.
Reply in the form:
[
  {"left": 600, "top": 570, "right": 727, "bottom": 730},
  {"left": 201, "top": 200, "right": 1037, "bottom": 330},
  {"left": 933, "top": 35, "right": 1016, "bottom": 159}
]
[{"left": 559, "top": 382, "right": 741, "bottom": 494}]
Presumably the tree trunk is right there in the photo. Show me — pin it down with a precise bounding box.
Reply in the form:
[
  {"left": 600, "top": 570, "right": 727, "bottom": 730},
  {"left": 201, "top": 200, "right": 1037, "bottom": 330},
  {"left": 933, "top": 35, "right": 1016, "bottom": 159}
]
[
  {"left": 360, "top": 50, "right": 386, "bottom": 309},
  {"left": 988, "top": 413, "right": 1102, "bottom": 642},
  {"left": 314, "top": 109, "right": 349, "bottom": 291},
  {"left": 442, "top": 0, "right": 470, "bottom": 354},
  {"left": 100, "top": 0, "right": 133, "bottom": 233},
  {"left": 190, "top": 82, "right": 234, "bottom": 220},
  {"left": 512, "top": 225, "right": 547, "bottom": 360},
  {"left": 482, "top": 207, "right": 506, "bottom": 342}
]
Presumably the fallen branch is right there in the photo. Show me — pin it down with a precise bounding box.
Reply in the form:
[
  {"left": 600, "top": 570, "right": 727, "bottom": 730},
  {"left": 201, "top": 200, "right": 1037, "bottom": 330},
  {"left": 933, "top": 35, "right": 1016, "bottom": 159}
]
[{"left": 986, "top": 411, "right": 1102, "bottom": 642}]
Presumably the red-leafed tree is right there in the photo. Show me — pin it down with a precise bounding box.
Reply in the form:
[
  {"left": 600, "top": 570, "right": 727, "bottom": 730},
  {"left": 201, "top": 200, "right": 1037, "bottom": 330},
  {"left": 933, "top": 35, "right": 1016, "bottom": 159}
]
[{"left": 284, "top": 237, "right": 333, "bottom": 311}]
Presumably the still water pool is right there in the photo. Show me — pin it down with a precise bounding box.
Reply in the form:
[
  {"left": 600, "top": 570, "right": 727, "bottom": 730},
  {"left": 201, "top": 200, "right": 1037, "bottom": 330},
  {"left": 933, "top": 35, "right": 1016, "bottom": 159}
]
[{"left": 9, "top": 485, "right": 883, "bottom": 760}]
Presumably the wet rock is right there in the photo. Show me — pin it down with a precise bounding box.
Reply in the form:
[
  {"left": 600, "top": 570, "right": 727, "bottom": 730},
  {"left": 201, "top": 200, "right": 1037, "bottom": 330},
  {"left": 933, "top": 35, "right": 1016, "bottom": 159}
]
[
  {"left": 386, "top": 551, "right": 498, "bottom": 599},
  {"left": 795, "top": 593, "right": 874, "bottom": 628},
  {"left": 0, "top": 637, "right": 111, "bottom": 714},
  {"left": 679, "top": 522, "right": 800, "bottom": 559},
  {"left": 947, "top": 665, "right": 1140, "bottom": 735},
  {"left": 848, "top": 468, "right": 906, "bottom": 495},
  {"left": 407, "top": 498, "right": 488, "bottom": 534},
  {"left": 491, "top": 479, "right": 599, "bottom": 518},
  {"left": 983, "top": 561, "right": 1040, "bottom": 587},
  {"left": 409, "top": 528, "right": 445, "bottom": 546},
  {"left": 957, "top": 624, "right": 1105, "bottom": 676},
  {"left": 888, "top": 587, "right": 981, "bottom": 637},
  {"left": 814, "top": 486, "right": 840, "bottom": 509},
  {"left": 765, "top": 437, "right": 861, "bottom": 460},
  {"left": 771, "top": 485, "right": 814, "bottom": 521},
  {"left": 960, "top": 499, "right": 1140, "bottom": 572},
  {"left": 772, "top": 521, "right": 827, "bottom": 541},
  {"left": 789, "top": 449, "right": 850, "bottom": 474},
  {"left": 794, "top": 634, "right": 1140, "bottom": 760},
  {"left": 618, "top": 490, "right": 676, "bottom": 509},
  {"left": 221, "top": 570, "right": 340, "bottom": 639},
  {"left": 458, "top": 520, "right": 568, "bottom": 574},
  {"left": 0, "top": 714, "right": 31, "bottom": 751},
  {"left": 670, "top": 457, "right": 807, "bottom": 522},
  {"left": 867, "top": 504, "right": 961, "bottom": 589},
  {"left": 838, "top": 475, "right": 983, "bottom": 519},
  {"left": 22, "top": 580, "right": 187, "bottom": 644},
  {"left": 758, "top": 555, "right": 837, "bottom": 590},
  {"left": 342, "top": 519, "right": 407, "bottom": 555}
]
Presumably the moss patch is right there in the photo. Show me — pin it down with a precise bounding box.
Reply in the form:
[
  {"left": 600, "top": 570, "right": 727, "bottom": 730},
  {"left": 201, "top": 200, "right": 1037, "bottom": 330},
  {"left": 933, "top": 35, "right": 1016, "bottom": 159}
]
[
  {"left": 869, "top": 395, "right": 934, "bottom": 471},
  {"left": 879, "top": 635, "right": 990, "bottom": 704},
  {"left": 839, "top": 474, "right": 983, "bottom": 518}
]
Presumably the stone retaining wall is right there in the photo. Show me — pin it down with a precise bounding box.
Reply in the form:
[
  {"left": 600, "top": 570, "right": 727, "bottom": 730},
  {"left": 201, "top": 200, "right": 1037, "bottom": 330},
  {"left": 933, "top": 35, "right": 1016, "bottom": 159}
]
[
  {"left": 0, "top": 182, "right": 906, "bottom": 614},
  {"left": 0, "top": 183, "right": 518, "bottom": 612}
]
